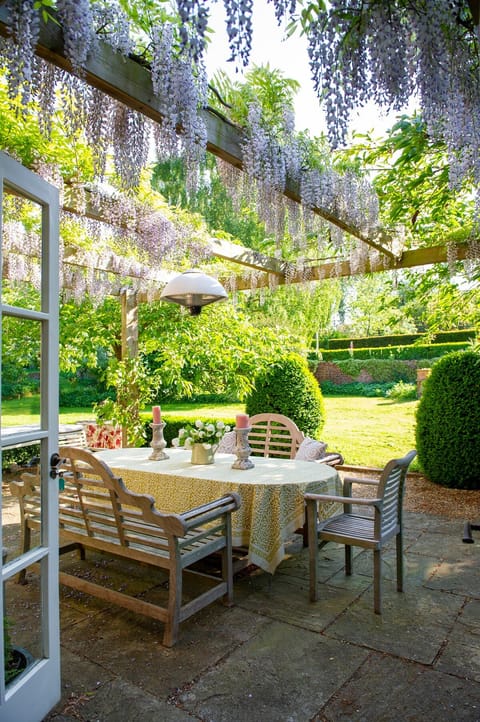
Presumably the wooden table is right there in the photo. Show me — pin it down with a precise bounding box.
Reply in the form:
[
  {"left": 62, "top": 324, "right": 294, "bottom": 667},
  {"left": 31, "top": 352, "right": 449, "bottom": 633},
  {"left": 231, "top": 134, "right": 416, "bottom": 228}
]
[{"left": 96, "top": 447, "right": 342, "bottom": 574}]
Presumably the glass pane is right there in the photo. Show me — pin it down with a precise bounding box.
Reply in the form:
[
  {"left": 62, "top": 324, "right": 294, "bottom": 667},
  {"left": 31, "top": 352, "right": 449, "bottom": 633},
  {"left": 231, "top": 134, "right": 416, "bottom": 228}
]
[
  {"left": 4, "top": 568, "right": 42, "bottom": 687},
  {"left": 1, "top": 317, "right": 41, "bottom": 431},
  {"left": 2, "top": 189, "right": 42, "bottom": 313},
  {"left": 2, "top": 446, "right": 42, "bottom": 565}
]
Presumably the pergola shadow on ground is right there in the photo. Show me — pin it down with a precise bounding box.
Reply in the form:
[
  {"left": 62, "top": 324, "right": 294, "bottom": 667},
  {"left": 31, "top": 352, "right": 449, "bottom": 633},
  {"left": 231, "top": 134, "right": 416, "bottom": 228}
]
[{"left": 4, "top": 500, "right": 480, "bottom": 722}]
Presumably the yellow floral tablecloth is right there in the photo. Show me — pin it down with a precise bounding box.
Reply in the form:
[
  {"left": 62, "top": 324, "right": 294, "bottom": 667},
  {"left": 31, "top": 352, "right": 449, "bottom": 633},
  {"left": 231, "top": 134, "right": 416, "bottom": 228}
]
[{"left": 96, "top": 447, "right": 342, "bottom": 574}]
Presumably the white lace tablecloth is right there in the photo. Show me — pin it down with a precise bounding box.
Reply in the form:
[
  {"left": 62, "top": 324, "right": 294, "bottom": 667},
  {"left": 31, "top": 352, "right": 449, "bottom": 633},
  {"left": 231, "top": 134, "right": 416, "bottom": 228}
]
[{"left": 96, "top": 447, "right": 342, "bottom": 574}]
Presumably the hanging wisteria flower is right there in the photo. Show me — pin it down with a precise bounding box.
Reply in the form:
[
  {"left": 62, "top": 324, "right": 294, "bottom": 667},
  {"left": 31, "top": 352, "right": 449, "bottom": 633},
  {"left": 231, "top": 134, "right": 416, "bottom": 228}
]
[{"left": 172, "top": 420, "right": 231, "bottom": 450}]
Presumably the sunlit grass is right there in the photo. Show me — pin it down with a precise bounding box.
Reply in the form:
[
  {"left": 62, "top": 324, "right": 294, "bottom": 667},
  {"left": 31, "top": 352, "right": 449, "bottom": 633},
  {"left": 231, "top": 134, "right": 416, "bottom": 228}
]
[
  {"left": 322, "top": 396, "right": 418, "bottom": 469},
  {"left": 2, "top": 395, "right": 418, "bottom": 469}
]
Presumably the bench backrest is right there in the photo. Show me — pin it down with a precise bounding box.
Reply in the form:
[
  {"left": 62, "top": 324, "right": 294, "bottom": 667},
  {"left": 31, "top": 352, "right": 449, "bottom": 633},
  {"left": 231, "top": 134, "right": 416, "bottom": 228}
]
[{"left": 58, "top": 427, "right": 88, "bottom": 449}]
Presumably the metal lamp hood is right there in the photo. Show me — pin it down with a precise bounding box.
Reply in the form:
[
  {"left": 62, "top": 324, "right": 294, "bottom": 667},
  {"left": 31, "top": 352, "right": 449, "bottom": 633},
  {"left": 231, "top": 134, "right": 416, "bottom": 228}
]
[{"left": 160, "top": 270, "right": 227, "bottom": 316}]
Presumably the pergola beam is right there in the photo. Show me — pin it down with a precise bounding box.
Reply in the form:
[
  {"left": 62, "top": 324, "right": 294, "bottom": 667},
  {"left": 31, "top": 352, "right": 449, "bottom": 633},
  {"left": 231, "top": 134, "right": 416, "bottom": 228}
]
[
  {"left": 225, "top": 242, "right": 472, "bottom": 291},
  {"left": 0, "top": 10, "right": 396, "bottom": 260},
  {"left": 62, "top": 187, "right": 283, "bottom": 276}
]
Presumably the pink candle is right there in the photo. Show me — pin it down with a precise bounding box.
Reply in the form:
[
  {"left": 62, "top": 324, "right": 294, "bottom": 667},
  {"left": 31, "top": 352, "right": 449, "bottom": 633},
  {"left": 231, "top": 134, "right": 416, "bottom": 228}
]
[
  {"left": 236, "top": 413, "right": 249, "bottom": 428},
  {"left": 152, "top": 406, "right": 162, "bottom": 424}
]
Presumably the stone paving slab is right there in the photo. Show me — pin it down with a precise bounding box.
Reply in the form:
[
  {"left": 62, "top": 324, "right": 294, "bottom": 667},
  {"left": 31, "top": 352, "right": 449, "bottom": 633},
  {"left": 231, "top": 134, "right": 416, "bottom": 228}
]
[
  {"left": 3, "top": 510, "right": 479, "bottom": 721},
  {"left": 435, "top": 599, "right": 480, "bottom": 682},
  {"left": 59, "top": 602, "right": 269, "bottom": 700},
  {"left": 176, "top": 620, "right": 370, "bottom": 722},
  {"left": 323, "top": 581, "right": 464, "bottom": 664},
  {"left": 319, "top": 651, "right": 480, "bottom": 722}
]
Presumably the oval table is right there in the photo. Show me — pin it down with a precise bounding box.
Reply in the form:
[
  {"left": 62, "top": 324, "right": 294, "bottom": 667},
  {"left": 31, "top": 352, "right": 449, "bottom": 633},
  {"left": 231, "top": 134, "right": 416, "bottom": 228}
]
[{"left": 95, "top": 447, "right": 342, "bottom": 574}]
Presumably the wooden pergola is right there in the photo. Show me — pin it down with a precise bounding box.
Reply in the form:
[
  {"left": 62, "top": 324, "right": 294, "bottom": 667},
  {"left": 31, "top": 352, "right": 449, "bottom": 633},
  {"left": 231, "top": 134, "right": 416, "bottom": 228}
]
[{"left": 0, "top": 7, "right": 474, "bottom": 364}]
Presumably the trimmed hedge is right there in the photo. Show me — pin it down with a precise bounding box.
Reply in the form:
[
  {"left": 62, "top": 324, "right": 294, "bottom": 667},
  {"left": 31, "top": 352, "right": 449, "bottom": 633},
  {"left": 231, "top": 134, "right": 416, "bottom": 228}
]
[
  {"left": 321, "top": 342, "right": 469, "bottom": 361},
  {"left": 245, "top": 353, "right": 325, "bottom": 437},
  {"left": 321, "top": 329, "right": 476, "bottom": 349},
  {"left": 415, "top": 351, "right": 480, "bottom": 489},
  {"left": 144, "top": 417, "right": 236, "bottom": 448}
]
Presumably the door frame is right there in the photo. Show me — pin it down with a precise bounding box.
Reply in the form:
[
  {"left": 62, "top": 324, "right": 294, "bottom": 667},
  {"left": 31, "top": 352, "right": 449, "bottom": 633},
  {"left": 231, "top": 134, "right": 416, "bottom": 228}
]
[{"left": 0, "top": 151, "right": 61, "bottom": 721}]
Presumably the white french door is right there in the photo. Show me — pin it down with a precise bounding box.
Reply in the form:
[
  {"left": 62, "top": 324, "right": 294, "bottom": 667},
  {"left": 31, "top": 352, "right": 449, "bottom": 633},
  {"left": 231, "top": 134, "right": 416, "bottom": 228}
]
[{"left": 0, "top": 152, "right": 61, "bottom": 721}]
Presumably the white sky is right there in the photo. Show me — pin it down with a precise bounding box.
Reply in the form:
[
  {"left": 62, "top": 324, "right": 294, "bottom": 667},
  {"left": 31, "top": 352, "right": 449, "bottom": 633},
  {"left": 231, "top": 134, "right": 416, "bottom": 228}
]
[{"left": 204, "top": 0, "right": 409, "bottom": 139}]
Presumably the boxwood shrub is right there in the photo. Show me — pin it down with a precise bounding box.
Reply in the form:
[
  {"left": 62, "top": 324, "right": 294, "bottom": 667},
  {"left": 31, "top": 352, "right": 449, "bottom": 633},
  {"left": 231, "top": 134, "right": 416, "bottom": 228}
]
[
  {"left": 415, "top": 351, "right": 480, "bottom": 489},
  {"left": 245, "top": 353, "right": 325, "bottom": 437}
]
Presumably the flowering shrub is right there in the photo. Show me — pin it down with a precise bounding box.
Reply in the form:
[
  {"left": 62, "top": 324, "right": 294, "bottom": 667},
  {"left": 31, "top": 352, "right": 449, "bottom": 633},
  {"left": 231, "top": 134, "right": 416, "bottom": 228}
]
[{"left": 172, "top": 420, "right": 231, "bottom": 449}]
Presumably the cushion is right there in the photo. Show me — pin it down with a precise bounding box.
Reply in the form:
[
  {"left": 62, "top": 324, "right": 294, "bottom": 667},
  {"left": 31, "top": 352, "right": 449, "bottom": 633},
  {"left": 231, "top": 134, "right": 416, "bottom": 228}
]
[
  {"left": 217, "top": 430, "right": 237, "bottom": 454},
  {"left": 295, "top": 437, "right": 328, "bottom": 461}
]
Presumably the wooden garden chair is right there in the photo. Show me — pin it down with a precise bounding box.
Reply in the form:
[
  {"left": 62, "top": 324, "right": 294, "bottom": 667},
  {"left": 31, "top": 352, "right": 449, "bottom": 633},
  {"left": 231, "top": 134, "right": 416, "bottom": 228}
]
[
  {"left": 305, "top": 450, "right": 417, "bottom": 613},
  {"left": 248, "top": 413, "right": 344, "bottom": 466}
]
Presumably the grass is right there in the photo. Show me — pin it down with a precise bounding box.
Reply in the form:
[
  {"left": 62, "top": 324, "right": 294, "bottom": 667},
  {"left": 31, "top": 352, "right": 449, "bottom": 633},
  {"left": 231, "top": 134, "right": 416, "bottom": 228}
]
[
  {"left": 322, "top": 396, "right": 418, "bottom": 469},
  {"left": 2, "top": 395, "right": 418, "bottom": 470}
]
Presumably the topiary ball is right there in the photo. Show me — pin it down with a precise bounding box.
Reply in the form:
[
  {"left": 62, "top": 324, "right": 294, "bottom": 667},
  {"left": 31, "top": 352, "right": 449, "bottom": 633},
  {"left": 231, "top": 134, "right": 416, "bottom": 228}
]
[
  {"left": 415, "top": 351, "right": 480, "bottom": 489},
  {"left": 245, "top": 352, "right": 325, "bottom": 438}
]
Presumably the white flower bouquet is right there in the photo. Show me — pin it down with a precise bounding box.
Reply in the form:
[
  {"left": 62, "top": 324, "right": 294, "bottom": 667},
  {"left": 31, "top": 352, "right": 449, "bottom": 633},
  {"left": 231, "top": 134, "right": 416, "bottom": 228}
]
[{"left": 172, "top": 420, "right": 231, "bottom": 450}]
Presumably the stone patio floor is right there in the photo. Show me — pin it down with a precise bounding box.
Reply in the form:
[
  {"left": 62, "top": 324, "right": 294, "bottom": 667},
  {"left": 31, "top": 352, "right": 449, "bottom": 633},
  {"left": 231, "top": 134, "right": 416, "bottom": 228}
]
[{"left": 5, "top": 509, "right": 480, "bottom": 721}]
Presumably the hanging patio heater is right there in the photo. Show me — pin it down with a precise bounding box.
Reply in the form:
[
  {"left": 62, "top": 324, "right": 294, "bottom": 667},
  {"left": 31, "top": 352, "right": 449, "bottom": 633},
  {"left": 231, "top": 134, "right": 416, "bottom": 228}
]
[{"left": 160, "top": 269, "right": 227, "bottom": 316}]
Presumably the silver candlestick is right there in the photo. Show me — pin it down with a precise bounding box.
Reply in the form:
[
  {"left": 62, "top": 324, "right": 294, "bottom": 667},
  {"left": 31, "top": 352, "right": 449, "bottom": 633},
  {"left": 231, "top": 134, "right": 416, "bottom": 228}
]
[
  {"left": 148, "top": 422, "right": 169, "bottom": 460},
  {"left": 231, "top": 426, "right": 254, "bottom": 470}
]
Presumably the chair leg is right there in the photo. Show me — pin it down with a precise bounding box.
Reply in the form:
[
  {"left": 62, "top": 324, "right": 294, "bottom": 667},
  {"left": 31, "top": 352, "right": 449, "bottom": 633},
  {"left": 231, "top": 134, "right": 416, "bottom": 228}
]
[
  {"left": 373, "top": 549, "right": 381, "bottom": 614},
  {"left": 307, "top": 500, "right": 319, "bottom": 602},
  {"left": 396, "top": 532, "right": 404, "bottom": 593},
  {"left": 17, "top": 523, "right": 31, "bottom": 585},
  {"left": 345, "top": 545, "right": 352, "bottom": 576},
  {"left": 222, "top": 516, "right": 234, "bottom": 606}
]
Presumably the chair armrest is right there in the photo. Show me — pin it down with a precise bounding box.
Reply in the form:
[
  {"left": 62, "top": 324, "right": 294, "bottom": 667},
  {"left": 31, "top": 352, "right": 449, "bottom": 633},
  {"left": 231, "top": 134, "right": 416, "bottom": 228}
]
[
  {"left": 343, "top": 476, "right": 380, "bottom": 495},
  {"left": 343, "top": 476, "right": 380, "bottom": 486},
  {"left": 316, "top": 452, "right": 344, "bottom": 467},
  {"left": 305, "top": 492, "right": 381, "bottom": 507}
]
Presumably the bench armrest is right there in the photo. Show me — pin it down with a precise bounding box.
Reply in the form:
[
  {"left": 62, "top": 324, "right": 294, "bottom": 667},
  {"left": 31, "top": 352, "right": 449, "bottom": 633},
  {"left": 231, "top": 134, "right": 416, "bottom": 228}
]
[{"left": 179, "top": 493, "right": 241, "bottom": 532}]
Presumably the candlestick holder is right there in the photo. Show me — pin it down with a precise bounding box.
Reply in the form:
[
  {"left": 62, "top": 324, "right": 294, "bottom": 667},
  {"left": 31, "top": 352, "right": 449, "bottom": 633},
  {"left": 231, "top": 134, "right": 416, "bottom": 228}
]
[
  {"left": 231, "top": 426, "right": 254, "bottom": 470},
  {"left": 148, "top": 422, "right": 169, "bottom": 460}
]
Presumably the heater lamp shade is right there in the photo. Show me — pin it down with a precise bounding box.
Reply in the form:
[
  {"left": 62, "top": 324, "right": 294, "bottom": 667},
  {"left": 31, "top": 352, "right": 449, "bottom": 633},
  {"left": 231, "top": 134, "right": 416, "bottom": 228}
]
[{"left": 160, "top": 270, "right": 227, "bottom": 315}]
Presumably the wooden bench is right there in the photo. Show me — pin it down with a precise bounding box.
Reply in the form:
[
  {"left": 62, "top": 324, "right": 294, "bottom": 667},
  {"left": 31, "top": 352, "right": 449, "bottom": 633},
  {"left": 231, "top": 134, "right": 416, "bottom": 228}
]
[{"left": 9, "top": 446, "right": 241, "bottom": 647}]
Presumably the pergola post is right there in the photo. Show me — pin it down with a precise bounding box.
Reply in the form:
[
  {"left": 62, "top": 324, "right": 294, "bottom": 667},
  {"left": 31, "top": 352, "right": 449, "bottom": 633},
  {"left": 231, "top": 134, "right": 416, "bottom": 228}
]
[{"left": 120, "top": 288, "right": 139, "bottom": 447}]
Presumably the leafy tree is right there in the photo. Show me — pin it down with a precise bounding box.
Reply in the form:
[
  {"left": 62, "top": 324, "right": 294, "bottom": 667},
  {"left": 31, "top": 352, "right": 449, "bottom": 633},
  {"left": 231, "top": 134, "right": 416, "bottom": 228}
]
[
  {"left": 139, "top": 298, "right": 297, "bottom": 402},
  {"left": 344, "top": 115, "right": 475, "bottom": 249}
]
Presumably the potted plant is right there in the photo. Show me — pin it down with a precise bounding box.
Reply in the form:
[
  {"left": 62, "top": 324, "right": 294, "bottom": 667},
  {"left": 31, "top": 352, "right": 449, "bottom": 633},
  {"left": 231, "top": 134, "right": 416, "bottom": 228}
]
[
  {"left": 4, "top": 617, "right": 33, "bottom": 685},
  {"left": 172, "top": 420, "right": 231, "bottom": 464}
]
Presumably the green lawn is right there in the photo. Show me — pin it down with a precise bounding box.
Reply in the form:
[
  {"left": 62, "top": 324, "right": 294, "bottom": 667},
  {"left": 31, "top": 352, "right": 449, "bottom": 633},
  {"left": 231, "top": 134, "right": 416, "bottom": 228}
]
[
  {"left": 2, "top": 395, "right": 418, "bottom": 470},
  {"left": 322, "top": 396, "right": 417, "bottom": 469}
]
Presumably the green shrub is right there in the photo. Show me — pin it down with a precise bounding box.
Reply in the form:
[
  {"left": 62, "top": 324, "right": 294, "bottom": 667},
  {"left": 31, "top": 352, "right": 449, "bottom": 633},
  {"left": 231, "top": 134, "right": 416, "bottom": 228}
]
[
  {"left": 386, "top": 381, "right": 417, "bottom": 401},
  {"left": 2, "top": 445, "right": 39, "bottom": 471},
  {"left": 245, "top": 353, "right": 325, "bottom": 437},
  {"left": 415, "top": 351, "right": 480, "bottom": 489},
  {"left": 321, "top": 342, "right": 469, "bottom": 361},
  {"left": 144, "top": 417, "right": 236, "bottom": 448},
  {"left": 320, "top": 381, "right": 395, "bottom": 397},
  {"left": 321, "top": 329, "right": 477, "bottom": 349}
]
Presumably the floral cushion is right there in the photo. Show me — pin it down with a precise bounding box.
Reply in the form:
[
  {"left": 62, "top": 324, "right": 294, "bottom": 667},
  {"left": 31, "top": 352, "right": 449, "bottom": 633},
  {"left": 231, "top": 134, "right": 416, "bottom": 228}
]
[
  {"left": 217, "top": 430, "right": 237, "bottom": 454},
  {"left": 85, "top": 423, "right": 122, "bottom": 449},
  {"left": 295, "top": 437, "right": 327, "bottom": 462}
]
